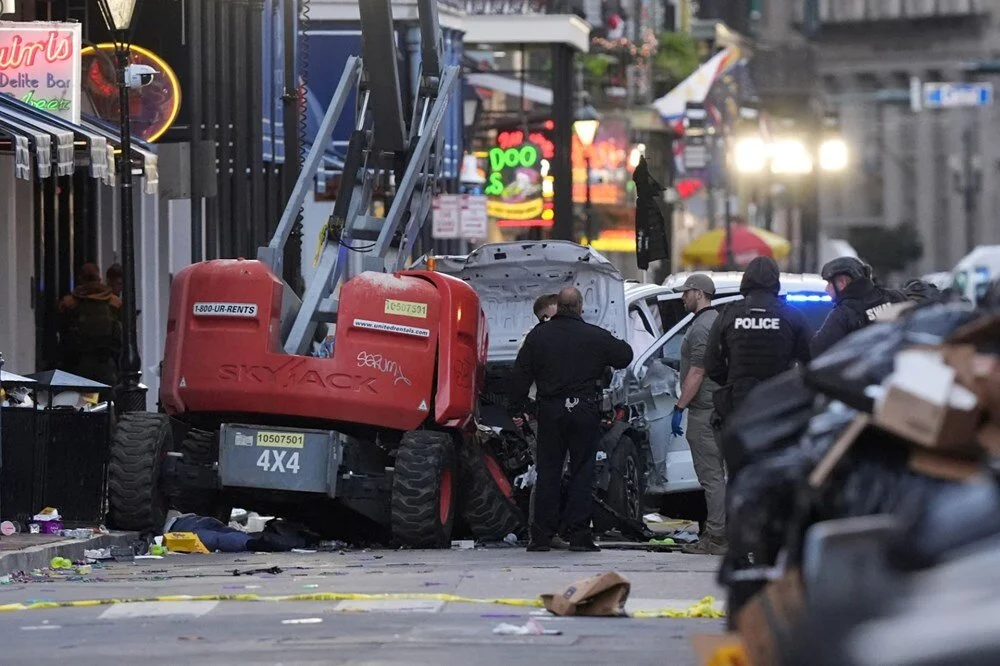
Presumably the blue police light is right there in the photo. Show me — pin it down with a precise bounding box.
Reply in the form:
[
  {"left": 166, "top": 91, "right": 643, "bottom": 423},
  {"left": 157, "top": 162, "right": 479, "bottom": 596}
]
[{"left": 785, "top": 293, "right": 832, "bottom": 303}]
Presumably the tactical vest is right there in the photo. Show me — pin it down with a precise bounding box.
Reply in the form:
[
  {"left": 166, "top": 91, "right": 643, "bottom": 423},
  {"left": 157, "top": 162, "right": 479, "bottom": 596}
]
[
  {"left": 725, "top": 297, "right": 799, "bottom": 384},
  {"left": 840, "top": 287, "right": 905, "bottom": 332}
]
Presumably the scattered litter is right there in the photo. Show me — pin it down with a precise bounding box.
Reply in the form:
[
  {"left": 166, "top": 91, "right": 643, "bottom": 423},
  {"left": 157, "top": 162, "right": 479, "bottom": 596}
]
[
  {"left": 0, "top": 575, "right": 11, "bottom": 585},
  {"left": 49, "top": 557, "right": 72, "bottom": 570},
  {"left": 451, "top": 540, "right": 475, "bottom": 550},
  {"left": 20, "top": 624, "right": 60, "bottom": 631},
  {"left": 504, "top": 533, "right": 519, "bottom": 546},
  {"left": 302, "top": 584, "right": 319, "bottom": 589},
  {"left": 232, "top": 566, "right": 283, "bottom": 577},
  {"left": 135, "top": 555, "right": 163, "bottom": 560},
  {"left": 149, "top": 545, "right": 167, "bottom": 556},
  {"left": 541, "top": 572, "right": 630, "bottom": 617},
  {"left": 164, "top": 532, "right": 210, "bottom": 554},
  {"left": 58, "top": 528, "right": 93, "bottom": 539},
  {"left": 291, "top": 549, "right": 317, "bottom": 554},
  {"left": 84, "top": 549, "right": 112, "bottom": 561},
  {"left": 643, "top": 513, "right": 668, "bottom": 523},
  {"left": 648, "top": 537, "right": 676, "bottom": 546},
  {"left": 75, "top": 565, "right": 92, "bottom": 576},
  {"left": 282, "top": 617, "right": 323, "bottom": 625},
  {"left": 493, "top": 620, "right": 562, "bottom": 636},
  {"left": 0, "top": 521, "right": 18, "bottom": 536},
  {"left": 32, "top": 508, "right": 62, "bottom": 535}
]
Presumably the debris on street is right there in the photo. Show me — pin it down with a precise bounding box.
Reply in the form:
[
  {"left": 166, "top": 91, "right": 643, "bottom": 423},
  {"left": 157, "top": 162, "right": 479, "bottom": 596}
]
[
  {"left": 493, "top": 619, "right": 562, "bottom": 636},
  {"left": 540, "top": 572, "right": 630, "bottom": 617}
]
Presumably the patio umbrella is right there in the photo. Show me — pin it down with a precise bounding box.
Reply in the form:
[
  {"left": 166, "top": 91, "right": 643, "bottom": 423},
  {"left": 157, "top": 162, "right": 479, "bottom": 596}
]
[{"left": 681, "top": 225, "right": 791, "bottom": 268}]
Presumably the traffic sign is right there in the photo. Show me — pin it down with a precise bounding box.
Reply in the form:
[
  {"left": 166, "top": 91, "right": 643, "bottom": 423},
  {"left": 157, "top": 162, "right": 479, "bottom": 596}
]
[
  {"left": 923, "top": 82, "right": 993, "bottom": 109},
  {"left": 459, "top": 195, "right": 488, "bottom": 240},
  {"left": 431, "top": 194, "right": 461, "bottom": 240}
]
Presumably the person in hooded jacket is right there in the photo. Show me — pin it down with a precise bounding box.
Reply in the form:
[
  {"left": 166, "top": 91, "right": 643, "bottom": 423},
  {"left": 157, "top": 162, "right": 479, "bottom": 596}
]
[
  {"left": 57, "top": 262, "right": 123, "bottom": 389},
  {"left": 704, "top": 256, "right": 812, "bottom": 435},
  {"left": 810, "top": 257, "right": 907, "bottom": 357}
]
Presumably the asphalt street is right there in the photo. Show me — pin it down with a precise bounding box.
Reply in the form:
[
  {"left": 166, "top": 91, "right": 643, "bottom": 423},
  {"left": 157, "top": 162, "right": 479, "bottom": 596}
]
[{"left": 0, "top": 547, "right": 725, "bottom": 665}]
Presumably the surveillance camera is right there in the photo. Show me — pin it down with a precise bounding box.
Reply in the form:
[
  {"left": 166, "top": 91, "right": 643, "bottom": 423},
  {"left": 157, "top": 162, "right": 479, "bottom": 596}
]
[{"left": 124, "top": 64, "right": 158, "bottom": 89}]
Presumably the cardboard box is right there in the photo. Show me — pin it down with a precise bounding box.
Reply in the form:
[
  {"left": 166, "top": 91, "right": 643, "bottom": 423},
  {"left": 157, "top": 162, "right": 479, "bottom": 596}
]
[
  {"left": 909, "top": 448, "right": 982, "bottom": 482},
  {"left": 735, "top": 569, "right": 805, "bottom": 666},
  {"left": 540, "top": 571, "right": 630, "bottom": 617},
  {"left": 873, "top": 349, "right": 982, "bottom": 451}
]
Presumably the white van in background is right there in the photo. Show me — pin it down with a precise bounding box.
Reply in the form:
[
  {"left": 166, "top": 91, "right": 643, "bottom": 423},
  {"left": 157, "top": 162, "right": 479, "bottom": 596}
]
[{"left": 952, "top": 246, "right": 1000, "bottom": 305}]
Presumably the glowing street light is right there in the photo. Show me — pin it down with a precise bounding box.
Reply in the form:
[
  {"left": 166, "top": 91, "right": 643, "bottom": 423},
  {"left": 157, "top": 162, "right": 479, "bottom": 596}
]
[
  {"left": 733, "top": 135, "right": 768, "bottom": 174},
  {"left": 819, "top": 137, "right": 849, "bottom": 172},
  {"left": 769, "top": 138, "right": 814, "bottom": 175}
]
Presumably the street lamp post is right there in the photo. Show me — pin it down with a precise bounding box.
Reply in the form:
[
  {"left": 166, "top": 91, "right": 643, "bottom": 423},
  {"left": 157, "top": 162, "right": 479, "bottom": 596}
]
[
  {"left": 573, "top": 102, "right": 600, "bottom": 245},
  {"left": 96, "top": 0, "right": 146, "bottom": 413}
]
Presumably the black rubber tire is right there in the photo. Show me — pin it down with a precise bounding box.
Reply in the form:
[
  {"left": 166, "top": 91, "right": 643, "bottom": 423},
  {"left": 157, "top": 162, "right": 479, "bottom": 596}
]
[
  {"left": 458, "top": 441, "right": 524, "bottom": 541},
  {"left": 391, "top": 430, "right": 457, "bottom": 548},
  {"left": 593, "top": 435, "right": 645, "bottom": 534},
  {"left": 107, "top": 412, "right": 171, "bottom": 533},
  {"left": 169, "top": 429, "right": 232, "bottom": 523}
]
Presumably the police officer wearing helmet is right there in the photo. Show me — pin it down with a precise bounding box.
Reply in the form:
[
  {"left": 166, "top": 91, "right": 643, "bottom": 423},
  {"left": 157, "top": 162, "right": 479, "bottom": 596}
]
[
  {"left": 704, "top": 257, "right": 812, "bottom": 434},
  {"left": 810, "top": 256, "right": 906, "bottom": 357}
]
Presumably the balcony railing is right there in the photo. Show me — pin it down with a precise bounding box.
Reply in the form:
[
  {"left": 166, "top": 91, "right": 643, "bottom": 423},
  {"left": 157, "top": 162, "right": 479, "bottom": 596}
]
[{"left": 794, "top": 0, "right": 988, "bottom": 24}]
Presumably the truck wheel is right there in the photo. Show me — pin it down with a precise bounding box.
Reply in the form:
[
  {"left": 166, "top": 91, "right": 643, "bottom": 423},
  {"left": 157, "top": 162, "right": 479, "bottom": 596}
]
[
  {"left": 593, "top": 435, "right": 644, "bottom": 534},
  {"left": 458, "top": 441, "right": 524, "bottom": 541},
  {"left": 392, "top": 431, "right": 457, "bottom": 548},
  {"left": 107, "top": 412, "right": 171, "bottom": 533},
  {"left": 169, "top": 429, "right": 232, "bottom": 524}
]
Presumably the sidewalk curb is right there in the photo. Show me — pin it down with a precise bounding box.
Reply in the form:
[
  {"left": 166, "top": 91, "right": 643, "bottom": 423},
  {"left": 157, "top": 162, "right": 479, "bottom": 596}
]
[{"left": 0, "top": 532, "right": 139, "bottom": 575}]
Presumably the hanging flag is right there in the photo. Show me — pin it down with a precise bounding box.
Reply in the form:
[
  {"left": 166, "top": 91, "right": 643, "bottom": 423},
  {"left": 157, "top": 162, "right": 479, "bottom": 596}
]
[{"left": 632, "top": 155, "right": 671, "bottom": 271}]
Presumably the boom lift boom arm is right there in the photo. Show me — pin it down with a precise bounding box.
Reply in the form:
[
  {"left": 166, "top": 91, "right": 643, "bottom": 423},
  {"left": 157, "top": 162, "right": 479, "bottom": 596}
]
[{"left": 257, "top": 0, "right": 460, "bottom": 355}]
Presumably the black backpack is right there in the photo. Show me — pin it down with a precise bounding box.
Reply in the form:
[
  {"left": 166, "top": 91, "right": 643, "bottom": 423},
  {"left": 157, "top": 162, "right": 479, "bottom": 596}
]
[{"left": 64, "top": 297, "right": 122, "bottom": 361}]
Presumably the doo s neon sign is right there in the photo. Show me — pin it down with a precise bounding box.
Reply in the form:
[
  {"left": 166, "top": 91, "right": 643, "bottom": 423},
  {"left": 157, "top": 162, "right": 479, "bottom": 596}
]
[{"left": 484, "top": 144, "right": 538, "bottom": 196}]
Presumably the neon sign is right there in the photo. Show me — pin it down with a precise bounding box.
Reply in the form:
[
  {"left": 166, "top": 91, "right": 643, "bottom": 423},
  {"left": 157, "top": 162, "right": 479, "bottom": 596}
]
[
  {"left": 81, "top": 44, "right": 182, "bottom": 143},
  {"left": 484, "top": 138, "right": 544, "bottom": 221},
  {"left": 0, "top": 22, "right": 81, "bottom": 123}
]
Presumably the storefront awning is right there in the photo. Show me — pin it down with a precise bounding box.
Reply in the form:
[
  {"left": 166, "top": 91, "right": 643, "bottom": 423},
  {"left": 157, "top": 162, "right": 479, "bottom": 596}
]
[
  {"left": 81, "top": 115, "right": 159, "bottom": 194},
  {"left": 466, "top": 73, "right": 553, "bottom": 106},
  {"left": 0, "top": 94, "right": 157, "bottom": 193}
]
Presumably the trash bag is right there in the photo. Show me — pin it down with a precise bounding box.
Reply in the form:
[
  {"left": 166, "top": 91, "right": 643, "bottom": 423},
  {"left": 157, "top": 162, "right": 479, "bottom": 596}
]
[
  {"left": 886, "top": 475, "right": 1000, "bottom": 571},
  {"left": 806, "top": 303, "right": 981, "bottom": 412},
  {"left": 721, "top": 368, "right": 820, "bottom": 476},
  {"left": 724, "top": 403, "right": 857, "bottom": 574}
]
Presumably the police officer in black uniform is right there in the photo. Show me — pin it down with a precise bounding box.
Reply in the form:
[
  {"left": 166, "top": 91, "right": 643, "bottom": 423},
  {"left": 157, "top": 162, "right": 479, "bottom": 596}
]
[
  {"left": 508, "top": 287, "right": 633, "bottom": 552},
  {"left": 704, "top": 257, "right": 812, "bottom": 440},
  {"left": 810, "top": 256, "right": 907, "bottom": 357}
]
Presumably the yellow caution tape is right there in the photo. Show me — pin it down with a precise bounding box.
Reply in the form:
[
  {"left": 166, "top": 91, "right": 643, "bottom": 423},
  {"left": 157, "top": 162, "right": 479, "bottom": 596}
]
[
  {"left": 0, "top": 591, "right": 724, "bottom": 618},
  {"left": 632, "top": 596, "right": 726, "bottom": 619}
]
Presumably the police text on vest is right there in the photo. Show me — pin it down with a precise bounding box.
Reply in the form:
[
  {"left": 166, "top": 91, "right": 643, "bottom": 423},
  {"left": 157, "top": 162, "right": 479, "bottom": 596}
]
[{"left": 734, "top": 317, "right": 781, "bottom": 330}]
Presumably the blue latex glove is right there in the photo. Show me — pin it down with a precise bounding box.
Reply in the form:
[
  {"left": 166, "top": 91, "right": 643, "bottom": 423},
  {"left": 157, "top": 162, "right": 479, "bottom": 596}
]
[{"left": 671, "top": 407, "right": 684, "bottom": 436}]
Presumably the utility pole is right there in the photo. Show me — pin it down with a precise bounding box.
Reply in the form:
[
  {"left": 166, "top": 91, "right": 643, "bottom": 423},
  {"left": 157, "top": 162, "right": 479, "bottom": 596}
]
[{"left": 959, "top": 125, "right": 981, "bottom": 253}]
